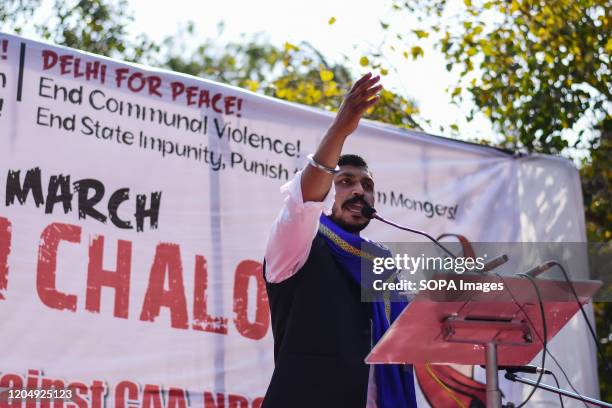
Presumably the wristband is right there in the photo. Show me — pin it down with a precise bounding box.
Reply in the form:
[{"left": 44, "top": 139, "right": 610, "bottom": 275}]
[{"left": 306, "top": 153, "right": 340, "bottom": 175}]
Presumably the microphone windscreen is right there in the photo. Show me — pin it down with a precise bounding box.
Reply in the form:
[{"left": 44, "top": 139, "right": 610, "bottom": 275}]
[{"left": 361, "top": 205, "right": 377, "bottom": 219}]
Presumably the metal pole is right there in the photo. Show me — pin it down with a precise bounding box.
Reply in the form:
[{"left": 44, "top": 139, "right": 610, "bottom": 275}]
[{"left": 486, "top": 342, "right": 502, "bottom": 408}]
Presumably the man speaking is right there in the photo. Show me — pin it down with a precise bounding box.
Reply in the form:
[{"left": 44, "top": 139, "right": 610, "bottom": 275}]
[{"left": 262, "top": 73, "right": 418, "bottom": 408}]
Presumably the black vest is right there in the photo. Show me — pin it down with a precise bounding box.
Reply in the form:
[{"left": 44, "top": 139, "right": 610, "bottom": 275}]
[{"left": 262, "top": 235, "right": 372, "bottom": 408}]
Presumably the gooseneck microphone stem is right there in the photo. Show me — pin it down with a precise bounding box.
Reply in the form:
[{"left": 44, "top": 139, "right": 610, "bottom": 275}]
[{"left": 362, "top": 206, "right": 459, "bottom": 260}]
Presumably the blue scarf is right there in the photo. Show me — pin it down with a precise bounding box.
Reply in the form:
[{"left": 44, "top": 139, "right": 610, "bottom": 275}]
[{"left": 318, "top": 214, "right": 418, "bottom": 408}]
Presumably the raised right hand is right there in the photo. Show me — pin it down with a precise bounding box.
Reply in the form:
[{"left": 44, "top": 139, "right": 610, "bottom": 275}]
[{"left": 328, "top": 72, "right": 382, "bottom": 139}]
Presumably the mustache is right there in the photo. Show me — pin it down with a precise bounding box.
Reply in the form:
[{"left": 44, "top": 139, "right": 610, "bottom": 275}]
[{"left": 342, "top": 196, "right": 369, "bottom": 209}]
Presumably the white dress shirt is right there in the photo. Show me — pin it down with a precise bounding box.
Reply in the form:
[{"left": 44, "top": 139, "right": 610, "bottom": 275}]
[{"left": 264, "top": 170, "right": 378, "bottom": 408}]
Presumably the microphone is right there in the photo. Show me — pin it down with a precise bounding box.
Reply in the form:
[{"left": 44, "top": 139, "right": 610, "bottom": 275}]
[
  {"left": 502, "top": 365, "right": 553, "bottom": 375},
  {"left": 481, "top": 254, "right": 509, "bottom": 274},
  {"left": 485, "top": 365, "right": 552, "bottom": 375},
  {"left": 362, "top": 205, "right": 510, "bottom": 275},
  {"left": 361, "top": 205, "right": 378, "bottom": 220},
  {"left": 521, "top": 260, "right": 557, "bottom": 278}
]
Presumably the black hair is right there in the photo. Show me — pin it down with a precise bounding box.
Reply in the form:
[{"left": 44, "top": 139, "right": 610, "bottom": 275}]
[{"left": 338, "top": 154, "right": 368, "bottom": 169}]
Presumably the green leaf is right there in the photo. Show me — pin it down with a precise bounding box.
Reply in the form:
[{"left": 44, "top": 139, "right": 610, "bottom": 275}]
[
  {"left": 606, "top": 37, "right": 612, "bottom": 53},
  {"left": 412, "top": 29, "right": 429, "bottom": 38},
  {"left": 244, "top": 79, "right": 259, "bottom": 91},
  {"left": 410, "top": 46, "right": 424, "bottom": 59},
  {"left": 319, "top": 69, "right": 334, "bottom": 82},
  {"left": 284, "top": 42, "right": 299, "bottom": 52}
]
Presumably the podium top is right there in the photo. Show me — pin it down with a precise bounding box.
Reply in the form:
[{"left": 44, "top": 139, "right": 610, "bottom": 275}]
[{"left": 366, "top": 274, "right": 602, "bottom": 366}]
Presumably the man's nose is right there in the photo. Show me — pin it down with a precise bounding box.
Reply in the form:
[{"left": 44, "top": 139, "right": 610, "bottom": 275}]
[{"left": 351, "top": 183, "right": 365, "bottom": 196}]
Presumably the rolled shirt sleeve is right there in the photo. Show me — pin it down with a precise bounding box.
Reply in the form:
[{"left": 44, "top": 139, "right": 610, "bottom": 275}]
[{"left": 264, "top": 170, "right": 335, "bottom": 283}]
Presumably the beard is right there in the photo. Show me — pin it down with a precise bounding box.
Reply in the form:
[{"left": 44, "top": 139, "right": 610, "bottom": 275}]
[
  {"left": 330, "top": 196, "right": 371, "bottom": 233},
  {"left": 330, "top": 215, "right": 370, "bottom": 233}
]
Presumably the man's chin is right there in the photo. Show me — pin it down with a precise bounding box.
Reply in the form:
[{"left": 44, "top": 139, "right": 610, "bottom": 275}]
[{"left": 331, "top": 215, "right": 370, "bottom": 234}]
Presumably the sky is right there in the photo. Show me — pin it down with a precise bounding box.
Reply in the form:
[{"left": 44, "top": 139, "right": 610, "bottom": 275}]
[{"left": 125, "top": 0, "right": 499, "bottom": 143}]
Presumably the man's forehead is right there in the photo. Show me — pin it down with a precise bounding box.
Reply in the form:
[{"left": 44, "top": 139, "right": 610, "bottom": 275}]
[{"left": 336, "top": 165, "right": 374, "bottom": 181}]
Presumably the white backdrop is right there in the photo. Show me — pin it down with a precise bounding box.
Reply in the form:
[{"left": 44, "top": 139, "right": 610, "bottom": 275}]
[{"left": 0, "top": 33, "right": 598, "bottom": 407}]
